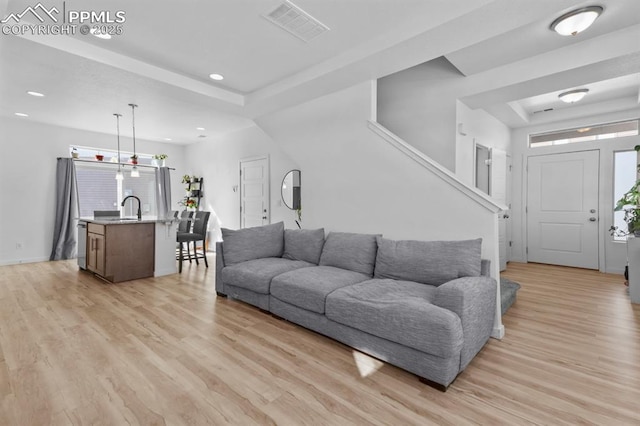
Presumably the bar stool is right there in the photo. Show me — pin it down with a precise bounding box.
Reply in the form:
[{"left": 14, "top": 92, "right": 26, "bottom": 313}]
[{"left": 177, "top": 211, "right": 210, "bottom": 273}]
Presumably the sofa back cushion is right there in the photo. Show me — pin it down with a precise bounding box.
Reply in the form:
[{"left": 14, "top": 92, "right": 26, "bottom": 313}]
[
  {"left": 319, "top": 232, "right": 379, "bottom": 276},
  {"left": 374, "top": 236, "right": 482, "bottom": 286},
  {"left": 282, "top": 228, "right": 325, "bottom": 264},
  {"left": 221, "top": 222, "right": 284, "bottom": 266}
]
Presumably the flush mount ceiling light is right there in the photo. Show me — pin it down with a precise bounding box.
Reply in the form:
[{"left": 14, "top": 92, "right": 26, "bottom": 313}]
[
  {"left": 559, "top": 88, "right": 589, "bottom": 103},
  {"left": 27, "top": 91, "right": 45, "bottom": 97},
  {"left": 196, "top": 127, "right": 205, "bottom": 130},
  {"left": 209, "top": 73, "right": 224, "bottom": 81},
  {"left": 15, "top": 112, "right": 28, "bottom": 117},
  {"left": 550, "top": 6, "right": 603, "bottom": 36},
  {"left": 90, "top": 28, "right": 111, "bottom": 39}
]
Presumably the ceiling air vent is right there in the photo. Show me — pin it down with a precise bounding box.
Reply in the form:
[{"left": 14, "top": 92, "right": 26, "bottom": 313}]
[{"left": 263, "top": 1, "right": 330, "bottom": 42}]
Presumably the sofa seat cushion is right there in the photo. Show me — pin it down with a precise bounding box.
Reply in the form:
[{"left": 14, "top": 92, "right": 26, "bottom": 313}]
[
  {"left": 325, "top": 279, "right": 463, "bottom": 358},
  {"left": 221, "top": 257, "right": 314, "bottom": 294},
  {"left": 270, "top": 266, "right": 370, "bottom": 314}
]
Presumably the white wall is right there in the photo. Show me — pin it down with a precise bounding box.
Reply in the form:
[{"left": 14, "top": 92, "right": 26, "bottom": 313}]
[
  {"left": 183, "top": 124, "right": 300, "bottom": 243},
  {"left": 0, "top": 117, "right": 187, "bottom": 265},
  {"left": 510, "top": 109, "right": 640, "bottom": 273},
  {"left": 455, "top": 100, "right": 511, "bottom": 187},
  {"left": 377, "top": 57, "right": 463, "bottom": 171},
  {"left": 256, "top": 81, "right": 501, "bottom": 263}
]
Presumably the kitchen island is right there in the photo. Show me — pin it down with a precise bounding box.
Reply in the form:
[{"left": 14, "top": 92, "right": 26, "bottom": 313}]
[{"left": 79, "top": 217, "right": 178, "bottom": 283}]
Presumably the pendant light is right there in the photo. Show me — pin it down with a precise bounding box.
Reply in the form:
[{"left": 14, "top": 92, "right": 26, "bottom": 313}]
[
  {"left": 114, "top": 113, "right": 123, "bottom": 181},
  {"left": 129, "top": 103, "right": 139, "bottom": 178}
]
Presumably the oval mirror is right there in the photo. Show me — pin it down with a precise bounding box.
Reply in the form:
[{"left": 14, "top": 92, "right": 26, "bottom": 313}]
[{"left": 281, "top": 169, "right": 301, "bottom": 210}]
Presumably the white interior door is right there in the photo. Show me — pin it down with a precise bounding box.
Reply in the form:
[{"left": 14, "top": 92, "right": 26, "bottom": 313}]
[
  {"left": 527, "top": 150, "right": 599, "bottom": 269},
  {"left": 491, "top": 148, "right": 510, "bottom": 271},
  {"left": 240, "top": 157, "right": 269, "bottom": 228}
]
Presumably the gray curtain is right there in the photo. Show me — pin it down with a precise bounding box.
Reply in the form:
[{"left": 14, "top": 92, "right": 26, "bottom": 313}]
[
  {"left": 156, "top": 167, "right": 172, "bottom": 219},
  {"left": 50, "top": 158, "right": 78, "bottom": 260}
]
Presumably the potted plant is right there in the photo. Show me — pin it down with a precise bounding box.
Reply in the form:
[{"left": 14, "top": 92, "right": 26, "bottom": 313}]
[
  {"left": 179, "top": 197, "right": 198, "bottom": 210},
  {"left": 152, "top": 154, "right": 168, "bottom": 167},
  {"left": 130, "top": 154, "right": 138, "bottom": 165},
  {"left": 71, "top": 147, "right": 79, "bottom": 158}
]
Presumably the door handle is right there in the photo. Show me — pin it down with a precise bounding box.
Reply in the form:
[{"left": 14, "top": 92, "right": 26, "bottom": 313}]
[
  {"left": 503, "top": 214, "right": 510, "bottom": 219},
  {"left": 589, "top": 217, "right": 597, "bottom": 222}
]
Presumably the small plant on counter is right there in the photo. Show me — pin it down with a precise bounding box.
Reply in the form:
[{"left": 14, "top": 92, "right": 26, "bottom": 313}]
[
  {"left": 153, "top": 154, "right": 168, "bottom": 160},
  {"left": 130, "top": 154, "right": 138, "bottom": 164}
]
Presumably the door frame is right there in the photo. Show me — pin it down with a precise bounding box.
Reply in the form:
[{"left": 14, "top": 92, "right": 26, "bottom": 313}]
[{"left": 239, "top": 155, "right": 270, "bottom": 229}]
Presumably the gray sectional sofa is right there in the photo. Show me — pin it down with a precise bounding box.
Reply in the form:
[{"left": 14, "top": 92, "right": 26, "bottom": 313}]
[{"left": 215, "top": 222, "right": 496, "bottom": 390}]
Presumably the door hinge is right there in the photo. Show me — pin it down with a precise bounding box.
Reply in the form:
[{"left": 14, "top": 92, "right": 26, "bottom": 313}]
[
  {"left": 509, "top": 241, "right": 512, "bottom": 247},
  {"left": 526, "top": 247, "right": 529, "bottom": 254},
  {"left": 525, "top": 206, "right": 528, "bottom": 213}
]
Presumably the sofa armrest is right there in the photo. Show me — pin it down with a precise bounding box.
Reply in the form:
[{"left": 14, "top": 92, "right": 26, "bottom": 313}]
[
  {"left": 433, "top": 276, "right": 496, "bottom": 370},
  {"left": 215, "top": 241, "right": 226, "bottom": 296}
]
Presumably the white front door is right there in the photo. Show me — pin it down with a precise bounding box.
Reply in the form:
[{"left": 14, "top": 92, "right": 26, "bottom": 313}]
[
  {"left": 240, "top": 157, "right": 270, "bottom": 228},
  {"left": 527, "top": 150, "right": 599, "bottom": 269}
]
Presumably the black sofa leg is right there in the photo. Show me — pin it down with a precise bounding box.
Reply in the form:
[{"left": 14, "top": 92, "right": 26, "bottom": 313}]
[
  {"left": 216, "top": 291, "right": 227, "bottom": 298},
  {"left": 418, "top": 376, "right": 448, "bottom": 392}
]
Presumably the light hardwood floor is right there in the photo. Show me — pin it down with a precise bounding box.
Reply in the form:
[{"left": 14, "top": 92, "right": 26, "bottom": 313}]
[{"left": 0, "top": 259, "right": 638, "bottom": 425}]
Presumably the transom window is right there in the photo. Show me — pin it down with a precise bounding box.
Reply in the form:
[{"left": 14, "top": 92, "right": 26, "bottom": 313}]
[
  {"left": 530, "top": 119, "right": 639, "bottom": 148},
  {"left": 71, "top": 146, "right": 157, "bottom": 218}
]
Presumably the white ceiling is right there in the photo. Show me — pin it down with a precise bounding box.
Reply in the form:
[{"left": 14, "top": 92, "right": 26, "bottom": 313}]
[{"left": 1, "top": 0, "right": 639, "bottom": 144}]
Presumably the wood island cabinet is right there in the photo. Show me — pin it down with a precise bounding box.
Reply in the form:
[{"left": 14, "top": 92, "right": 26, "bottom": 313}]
[{"left": 85, "top": 222, "right": 155, "bottom": 283}]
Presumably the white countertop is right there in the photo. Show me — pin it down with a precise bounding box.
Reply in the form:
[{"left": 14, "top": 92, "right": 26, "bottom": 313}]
[{"left": 79, "top": 216, "right": 178, "bottom": 225}]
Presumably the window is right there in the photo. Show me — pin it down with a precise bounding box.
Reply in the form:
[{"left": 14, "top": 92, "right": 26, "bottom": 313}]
[
  {"left": 530, "top": 119, "right": 639, "bottom": 148},
  {"left": 73, "top": 146, "right": 157, "bottom": 218},
  {"left": 613, "top": 150, "right": 637, "bottom": 241}
]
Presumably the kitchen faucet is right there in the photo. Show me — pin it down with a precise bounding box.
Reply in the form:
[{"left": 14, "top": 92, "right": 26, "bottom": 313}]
[{"left": 121, "top": 195, "right": 142, "bottom": 220}]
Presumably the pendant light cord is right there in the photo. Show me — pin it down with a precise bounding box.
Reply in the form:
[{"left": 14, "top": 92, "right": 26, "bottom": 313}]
[
  {"left": 128, "top": 103, "right": 138, "bottom": 158},
  {"left": 114, "top": 113, "right": 122, "bottom": 171}
]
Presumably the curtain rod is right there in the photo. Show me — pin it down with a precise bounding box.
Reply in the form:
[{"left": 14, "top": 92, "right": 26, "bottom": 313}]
[{"left": 58, "top": 157, "right": 176, "bottom": 171}]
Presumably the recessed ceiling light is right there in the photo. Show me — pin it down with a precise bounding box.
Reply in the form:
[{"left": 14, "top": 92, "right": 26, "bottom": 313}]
[
  {"left": 27, "top": 91, "right": 45, "bottom": 97},
  {"left": 164, "top": 138, "right": 172, "bottom": 141},
  {"left": 196, "top": 127, "right": 205, "bottom": 130},
  {"left": 550, "top": 6, "right": 603, "bottom": 36},
  {"left": 90, "top": 28, "right": 112, "bottom": 39},
  {"left": 15, "top": 112, "right": 28, "bottom": 117},
  {"left": 558, "top": 88, "right": 589, "bottom": 103},
  {"left": 209, "top": 73, "right": 224, "bottom": 81}
]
